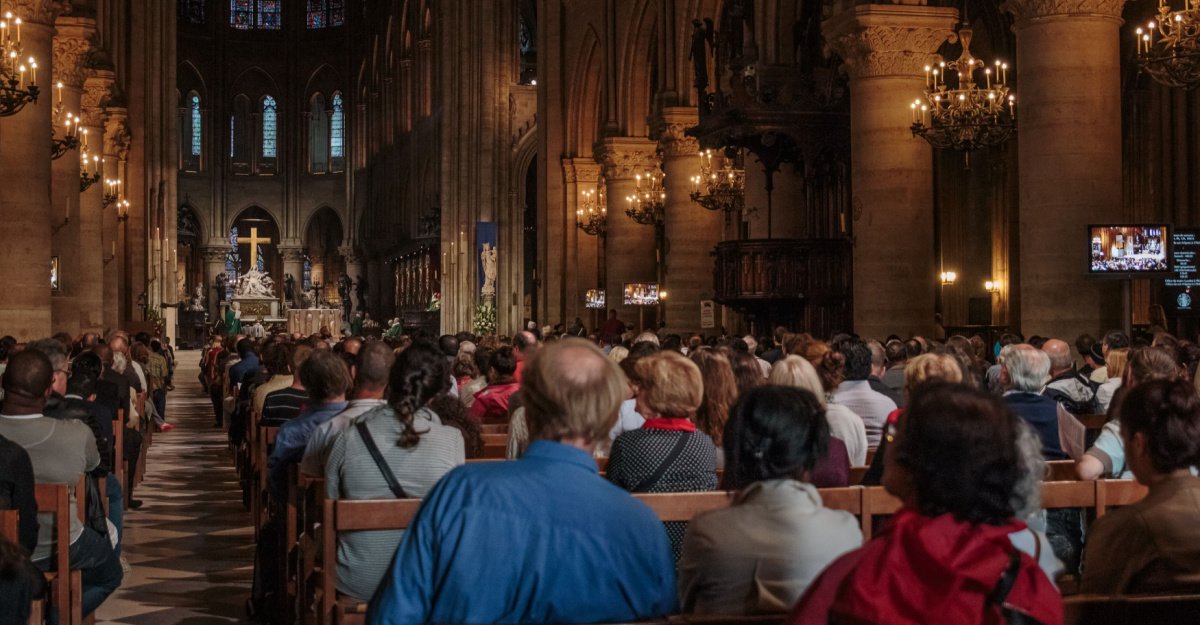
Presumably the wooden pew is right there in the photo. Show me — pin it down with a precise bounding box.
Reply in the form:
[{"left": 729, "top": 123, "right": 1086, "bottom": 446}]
[
  {"left": 318, "top": 498, "right": 423, "bottom": 625},
  {"left": 479, "top": 424, "right": 508, "bottom": 435},
  {"left": 1064, "top": 594, "right": 1200, "bottom": 625},
  {"left": 35, "top": 483, "right": 82, "bottom": 625},
  {"left": 254, "top": 426, "right": 280, "bottom": 533},
  {"left": 0, "top": 510, "right": 44, "bottom": 625},
  {"left": 1046, "top": 460, "right": 1077, "bottom": 482},
  {"left": 1095, "top": 479, "right": 1148, "bottom": 517},
  {"left": 848, "top": 466, "right": 868, "bottom": 486}
]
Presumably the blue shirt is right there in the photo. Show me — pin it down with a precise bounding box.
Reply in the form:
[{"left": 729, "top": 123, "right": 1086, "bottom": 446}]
[
  {"left": 267, "top": 400, "right": 347, "bottom": 500},
  {"left": 366, "top": 440, "right": 678, "bottom": 625},
  {"left": 229, "top": 353, "right": 261, "bottom": 386}
]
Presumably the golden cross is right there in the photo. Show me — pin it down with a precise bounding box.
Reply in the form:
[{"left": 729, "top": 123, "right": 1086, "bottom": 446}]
[{"left": 236, "top": 226, "right": 272, "bottom": 271}]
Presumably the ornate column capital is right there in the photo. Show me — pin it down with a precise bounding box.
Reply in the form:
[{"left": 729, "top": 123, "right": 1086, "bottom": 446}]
[
  {"left": 200, "top": 247, "right": 229, "bottom": 264},
  {"left": 52, "top": 21, "right": 95, "bottom": 89},
  {"left": 339, "top": 245, "right": 363, "bottom": 265},
  {"left": 8, "top": 0, "right": 70, "bottom": 27},
  {"left": 278, "top": 246, "right": 306, "bottom": 263},
  {"left": 103, "top": 108, "right": 131, "bottom": 160},
  {"left": 654, "top": 107, "right": 700, "bottom": 159},
  {"left": 81, "top": 71, "right": 115, "bottom": 127},
  {"left": 563, "top": 158, "right": 601, "bottom": 185},
  {"left": 823, "top": 4, "right": 958, "bottom": 80},
  {"left": 595, "top": 137, "right": 659, "bottom": 182},
  {"left": 1001, "top": 0, "right": 1126, "bottom": 27}
]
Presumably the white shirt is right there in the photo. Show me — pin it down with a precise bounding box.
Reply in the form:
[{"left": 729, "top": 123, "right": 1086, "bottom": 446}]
[
  {"left": 825, "top": 403, "right": 868, "bottom": 466},
  {"left": 832, "top": 380, "right": 897, "bottom": 449},
  {"left": 1096, "top": 378, "right": 1122, "bottom": 414},
  {"left": 608, "top": 398, "right": 645, "bottom": 441}
]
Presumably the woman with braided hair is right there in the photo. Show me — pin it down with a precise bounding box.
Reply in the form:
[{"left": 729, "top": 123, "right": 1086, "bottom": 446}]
[
  {"left": 324, "top": 342, "right": 465, "bottom": 601},
  {"left": 677, "top": 385, "right": 862, "bottom": 615}
]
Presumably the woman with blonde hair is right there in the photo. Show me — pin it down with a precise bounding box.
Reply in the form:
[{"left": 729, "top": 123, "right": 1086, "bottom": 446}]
[
  {"left": 769, "top": 356, "right": 867, "bottom": 466},
  {"left": 1095, "top": 348, "right": 1128, "bottom": 413}
]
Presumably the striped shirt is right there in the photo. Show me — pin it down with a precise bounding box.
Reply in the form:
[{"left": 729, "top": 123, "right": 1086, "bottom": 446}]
[{"left": 325, "top": 406, "right": 465, "bottom": 600}]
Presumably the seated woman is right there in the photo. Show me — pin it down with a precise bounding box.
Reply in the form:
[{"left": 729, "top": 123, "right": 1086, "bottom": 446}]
[
  {"left": 769, "top": 355, "right": 866, "bottom": 467},
  {"left": 606, "top": 351, "right": 718, "bottom": 560},
  {"left": 1080, "top": 378, "right": 1200, "bottom": 595},
  {"left": 790, "top": 383, "right": 1063, "bottom": 625},
  {"left": 678, "top": 386, "right": 862, "bottom": 615},
  {"left": 689, "top": 349, "right": 739, "bottom": 469},
  {"left": 324, "top": 343, "right": 466, "bottom": 601}
]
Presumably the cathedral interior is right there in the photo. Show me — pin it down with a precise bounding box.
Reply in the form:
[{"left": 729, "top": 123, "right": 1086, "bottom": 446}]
[{"left": 1, "top": 0, "right": 1198, "bottom": 343}]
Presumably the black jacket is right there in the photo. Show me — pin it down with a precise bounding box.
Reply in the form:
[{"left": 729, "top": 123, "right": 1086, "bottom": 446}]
[
  {"left": 44, "top": 394, "right": 115, "bottom": 476},
  {"left": 0, "top": 435, "right": 38, "bottom": 554}
]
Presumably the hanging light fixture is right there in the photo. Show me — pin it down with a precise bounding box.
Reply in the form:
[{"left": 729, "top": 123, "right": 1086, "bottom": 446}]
[
  {"left": 576, "top": 182, "right": 607, "bottom": 236},
  {"left": 689, "top": 148, "right": 745, "bottom": 216},
  {"left": 1136, "top": 1, "right": 1200, "bottom": 89},
  {"left": 910, "top": 22, "right": 1016, "bottom": 162},
  {"left": 625, "top": 168, "right": 665, "bottom": 226},
  {"left": 0, "top": 10, "right": 40, "bottom": 117}
]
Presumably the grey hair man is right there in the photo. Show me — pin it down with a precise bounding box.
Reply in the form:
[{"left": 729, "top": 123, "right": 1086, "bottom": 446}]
[
  {"left": 1040, "top": 339, "right": 1097, "bottom": 414},
  {"left": 998, "top": 344, "right": 1069, "bottom": 460}
]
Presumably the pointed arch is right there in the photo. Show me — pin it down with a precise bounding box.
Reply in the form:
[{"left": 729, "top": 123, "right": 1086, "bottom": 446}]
[
  {"left": 619, "top": 0, "right": 658, "bottom": 136},
  {"left": 567, "top": 25, "right": 604, "bottom": 155}
]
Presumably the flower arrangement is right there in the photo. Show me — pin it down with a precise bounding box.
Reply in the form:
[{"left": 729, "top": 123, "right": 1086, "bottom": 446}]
[
  {"left": 473, "top": 301, "right": 497, "bottom": 336},
  {"left": 428, "top": 291, "right": 442, "bottom": 312}
]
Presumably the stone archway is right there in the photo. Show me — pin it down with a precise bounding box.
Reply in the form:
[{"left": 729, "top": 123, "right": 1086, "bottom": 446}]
[{"left": 303, "top": 206, "right": 346, "bottom": 305}]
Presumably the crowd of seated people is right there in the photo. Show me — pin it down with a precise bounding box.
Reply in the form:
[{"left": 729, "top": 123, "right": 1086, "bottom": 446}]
[
  {"left": 0, "top": 331, "right": 173, "bottom": 622},
  {"left": 210, "top": 316, "right": 1200, "bottom": 625}
]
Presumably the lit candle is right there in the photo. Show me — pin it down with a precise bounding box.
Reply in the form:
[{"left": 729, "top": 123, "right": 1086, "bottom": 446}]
[
  {"left": 14, "top": 17, "right": 20, "bottom": 44},
  {"left": 112, "top": 241, "right": 116, "bottom": 257},
  {"left": 29, "top": 59, "right": 35, "bottom": 85},
  {"left": 56, "top": 81, "right": 62, "bottom": 106},
  {"left": 984, "top": 68, "right": 991, "bottom": 89},
  {"left": 924, "top": 65, "right": 931, "bottom": 88}
]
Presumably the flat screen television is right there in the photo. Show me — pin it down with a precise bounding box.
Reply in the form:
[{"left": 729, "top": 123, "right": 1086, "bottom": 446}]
[
  {"left": 623, "top": 283, "right": 659, "bottom": 306},
  {"left": 584, "top": 289, "right": 606, "bottom": 309},
  {"left": 1088, "top": 225, "right": 1170, "bottom": 275}
]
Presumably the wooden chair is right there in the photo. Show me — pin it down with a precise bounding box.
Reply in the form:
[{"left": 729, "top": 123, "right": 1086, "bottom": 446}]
[
  {"left": 297, "top": 476, "right": 326, "bottom": 625},
  {"left": 860, "top": 487, "right": 903, "bottom": 540},
  {"left": 0, "top": 509, "right": 44, "bottom": 625},
  {"left": 479, "top": 423, "right": 508, "bottom": 435},
  {"left": 111, "top": 414, "right": 126, "bottom": 510},
  {"left": 1064, "top": 594, "right": 1200, "bottom": 625},
  {"left": 254, "top": 426, "right": 281, "bottom": 533},
  {"left": 1095, "top": 479, "right": 1148, "bottom": 517},
  {"left": 633, "top": 492, "right": 736, "bottom": 521},
  {"left": 1045, "top": 460, "right": 1078, "bottom": 482},
  {"left": 35, "top": 482, "right": 82, "bottom": 625},
  {"left": 317, "top": 498, "right": 423, "bottom": 625},
  {"left": 848, "top": 466, "right": 868, "bottom": 486},
  {"left": 1076, "top": 413, "right": 1110, "bottom": 431}
]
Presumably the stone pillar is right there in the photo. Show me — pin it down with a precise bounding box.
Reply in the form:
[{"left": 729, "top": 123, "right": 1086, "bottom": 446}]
[
  {"left": 200, "top": 246, "right": 227, "bottom": 318},
  {"left": 598, "top": 137, "right": 659, "bottom": 327},
  {"left": 367, "top": 258, "right": 383, "bottom": 321},
  {"left": 824, "top": 3, "right": 957, "bottom": 340},
  {"left": 563, "top": 158, "right": 602, "bottom": 325},
  {"left": 1004, "top": 0, "right": 1126, "bottom": 339},
  {"left": 103, "top": 109, "right": 131, "bottom": 329},
  {"left": 0, "top": 1, "right": 63, "bottom": 339},
  {"left": 79, "top": 70, "right": 113, "bottom": 333},
  {"left": 657, "top": 107, "right": 721, "bottom": 334},
  {"left": 340, "top": 245, "right": 365, "bottom": 314},
  {"left": 49, "top": 16, "right": 93, "bottom": 337},
  {"left": 279, "top": 245, "right": 305, "bottom": 308}
]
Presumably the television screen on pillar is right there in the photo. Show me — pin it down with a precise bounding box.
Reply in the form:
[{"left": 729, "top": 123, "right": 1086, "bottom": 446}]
[
  {"left": 1088, "top": 225, "right": 1171, "bottom": 275},
  {"left": 623, "top": 283, "right": 660, "bottom": 306}
]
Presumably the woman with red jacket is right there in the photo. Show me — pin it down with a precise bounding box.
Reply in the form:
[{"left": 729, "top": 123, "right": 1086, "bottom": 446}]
[{"left": 790, "top": 382, "right": 1062, "bottom": 625}]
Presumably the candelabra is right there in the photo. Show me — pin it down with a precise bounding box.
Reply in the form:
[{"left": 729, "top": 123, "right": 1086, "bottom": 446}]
[
  {"left": 689, "top": 149, "right": 745, "bottom": 215},
  {"left": 117, "top": 198, "right": 130, "bottom": 222},
  {"left": 50, "top": 83, "right": 80, "bottom": 159},
  {"left": 102, "top": 178, "right": 121, "bottom": 208},
  {"left": 1136, "top": 1, "right": 1200, "bottom": 89},
  {"left": 0, "top": 9, "right": 39, "bottom": 117},
  {"left": 576, "top": 184, "right": 607, "bottom": 236},
  {"left": 910, "top": 24, "right": 1016, "bottom": 162},
  {"left": 79, "top": 147, "right": 101, "bottom": 192},
  {"left": 625, "top": 169, "right": 665, "bottom": 226}
]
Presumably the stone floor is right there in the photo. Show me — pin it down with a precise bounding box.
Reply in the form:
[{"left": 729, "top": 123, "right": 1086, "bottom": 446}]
[{"left": 96, "top": 350, "right": 254, "bottom": 625}]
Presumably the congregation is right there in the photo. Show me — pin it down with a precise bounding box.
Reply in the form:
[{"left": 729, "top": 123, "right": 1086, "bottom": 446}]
[{"left": 5, "top": 317, "right": 1200, "bottom": 625}]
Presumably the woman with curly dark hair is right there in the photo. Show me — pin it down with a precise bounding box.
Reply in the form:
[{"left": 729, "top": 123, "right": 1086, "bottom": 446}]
[
  {"left": 678, "top": 385, "right": 861, "bottom": 615},
  {"left": 1081, "top": 379, "right": 1200, "bottom": 595},
  {"left": 428, "top": 394, "right": 484, "bottom": 459},
  {"left": 790, "top": 383, "right": 1063, "bottom": 625},
  {"left": 689, "top": 348, "right": 738, "bottom": 462},
  {"left": 323, "top": 342, "right": 465, "bottom": 601}
]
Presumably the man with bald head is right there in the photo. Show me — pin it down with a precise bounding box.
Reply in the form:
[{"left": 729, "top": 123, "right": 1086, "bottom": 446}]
[
  {"left": 1041, "top": 338, "right": 1097, "bottom": 414},
  {"left": 368, "top": 339, "right": 677, "bottom": 625}
]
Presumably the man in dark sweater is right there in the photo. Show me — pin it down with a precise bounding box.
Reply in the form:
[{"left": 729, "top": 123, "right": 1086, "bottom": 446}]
[
  {"left": 0, "top": 435, "right": 37, "bottom": 554},
  {"left": 998, "top": 343, "right": 1069, "bottom": 461}
]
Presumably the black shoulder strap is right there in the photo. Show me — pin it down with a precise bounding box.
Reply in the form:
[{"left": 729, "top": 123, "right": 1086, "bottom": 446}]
[
  {"left": 355, "top": 421, "right": 407, "bottom": 499},
  {"left": 631, "top": 431, "right": 692, "bottom": 493},
  {"left": 987, "top": 548, "right": 1047, "bottom": 625}
]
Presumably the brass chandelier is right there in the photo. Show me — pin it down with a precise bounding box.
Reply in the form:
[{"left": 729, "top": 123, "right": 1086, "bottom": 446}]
[
  {"left": 625, "top": 168, "right": 665, "bottom": 226},
  {"left": 1136, "top": 1, "right": 1200, "bottom": 89},
  {"left": 576, "top": 182, "right": 607, "bottom": 236},
  {"left": 689, "top": 149, "right": 745, "bottom": 216},
  {"left": 910, "top": 25, "right": 1015, "bottom": 161},
  {"left": 0, "top": 9, "right": 39, "bottom": 117}
]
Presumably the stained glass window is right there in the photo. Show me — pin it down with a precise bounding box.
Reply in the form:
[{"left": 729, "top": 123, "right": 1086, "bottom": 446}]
[
  {"left": 190, "top": 95, "right": 202, "bottom": 157},
  {"left": 307, "top": 0, "right": 344, "bottom": 29},
  {"left": 180, "top": 0, "right": 205, "bottom": 25},
  {"left": 231, "top": 0, "right": 253, "bottom": 29},
  {"left": 262, "top": 95, "right": 277, "bottom": 158},
  {"left": 257, "top": 0, "right": 281, "bottom": 29},
  {"left": 330, "top": 93, "right": 344, "bottom": 159}
]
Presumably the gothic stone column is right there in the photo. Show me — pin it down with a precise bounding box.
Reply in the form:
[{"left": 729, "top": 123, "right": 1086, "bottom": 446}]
[
  {"left": 279, "top": 245, "right": 305, "bottom": 309},
  {"left": 201, "top": 246, "right": 227, "bottom": 319},
  {"left": 103, "top": 108, "right": 131, "bottom": 329},
  {"left": 367, "top": 257, "right": 383, "bottom": 322},
  {"left": 598, "top": 137, "right": 660, "bottom": 328},
  {"left": 79, "top": 70, "right": 113, "bottom": 332},
  {"left": 49, "top": 15, "right": 94, "bottom": 336},
  {"left": 0, "top": 1, "right": 66, "bottom": 339},
  {"left": 1004, "top": 0, "right": 1126, "bottom": 339},
  {"left": 563, "top": 158, "right": 602, "bottom": 325},
  {"left": 658, "top": 107, "right": 721, "bottom": 334},
  {"left": 825, "top": 3, "right": 957, "bottom": 340}
]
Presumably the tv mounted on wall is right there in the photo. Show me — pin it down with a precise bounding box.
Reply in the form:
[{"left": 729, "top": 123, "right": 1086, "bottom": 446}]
[
  {"left": 1088, "top": 225, "right": 1170, "bottom": 275},
  {"left": 623, "top": 283, "right": 660, "bottom": 306}
]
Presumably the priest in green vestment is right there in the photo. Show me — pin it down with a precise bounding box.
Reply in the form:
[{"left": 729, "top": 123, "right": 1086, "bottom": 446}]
[{"left": 225, "top": 301, "right": 243, "bottom": 337}]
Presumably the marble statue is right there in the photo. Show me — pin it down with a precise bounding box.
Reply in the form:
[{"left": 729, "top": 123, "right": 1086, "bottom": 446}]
[
  {"left": 235, "top": 268, "right": 275, "bottom": 298},
  {"left": 187, "top": 286, "right": 206, "bottom": 312},
  {"left": 215, "top": 272, "right": 228, "bottom": 302},
  {"left": 284, "top": 274, "right": 296, "bottom": 307},
  {"left": 481, "top": 242, "right": 497, "bottom": 299},
  {"left": 338, "top": 273, "right": 353, "bottom": 322}
]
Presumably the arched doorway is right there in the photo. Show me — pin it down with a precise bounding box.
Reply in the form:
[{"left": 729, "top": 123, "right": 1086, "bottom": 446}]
[
  {"left": 304, "top": 207, "right": 345, "bottom": 304},
  {"left": 227, "top": 206, "right": 283, "bottom": 299},
  {"left": 177, "top": 203, "right": 203, "bottom": 304}
]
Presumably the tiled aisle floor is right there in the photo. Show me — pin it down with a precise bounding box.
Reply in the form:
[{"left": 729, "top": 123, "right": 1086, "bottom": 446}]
[{"left": 96, "top": 350, "right": 254, "bottom": 625}]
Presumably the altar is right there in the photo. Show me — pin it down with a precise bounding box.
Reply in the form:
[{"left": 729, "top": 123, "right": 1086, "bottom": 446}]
[{"left": 287, "top": 309, "right": 342, "bottom": 337}]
